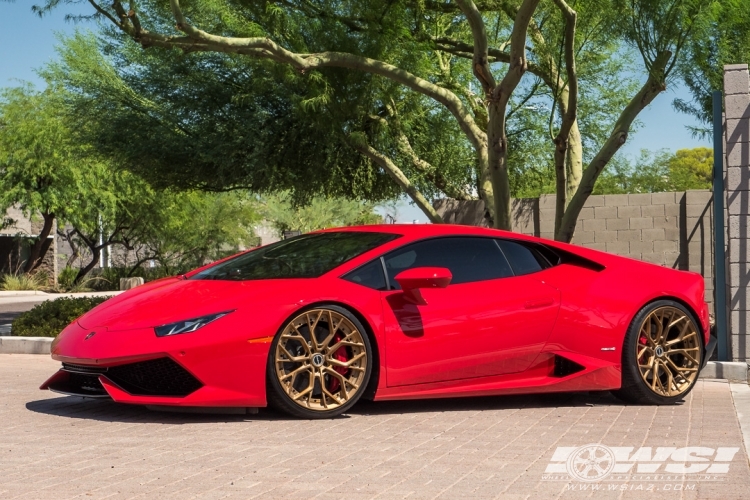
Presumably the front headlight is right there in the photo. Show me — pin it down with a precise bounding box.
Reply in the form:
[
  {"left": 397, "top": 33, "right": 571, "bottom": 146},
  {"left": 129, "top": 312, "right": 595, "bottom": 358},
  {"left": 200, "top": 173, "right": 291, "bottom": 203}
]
[{"left": 154, "top": 311, "right": 234, "bottom": 337}]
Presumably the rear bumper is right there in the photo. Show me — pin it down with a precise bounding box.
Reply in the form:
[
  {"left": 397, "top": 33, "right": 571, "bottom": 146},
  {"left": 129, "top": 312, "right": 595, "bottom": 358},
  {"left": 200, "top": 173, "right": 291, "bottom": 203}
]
[{"left": 702, "top": 335, "right": 717, "bottom": 371}]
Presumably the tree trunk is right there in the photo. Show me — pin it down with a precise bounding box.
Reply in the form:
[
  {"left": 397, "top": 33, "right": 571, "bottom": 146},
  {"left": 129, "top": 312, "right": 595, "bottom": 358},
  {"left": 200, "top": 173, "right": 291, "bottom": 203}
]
[
  {"left": 75, "top": 247, "right": 101, "bottom": 284},
  {"left": 566, "top": 120, "right": 583, "bottom": 200},
  {"left": 476, "top": 143, "right": 495, "bottom": 226},
  {"left": 487, "top": 102, "right": 511, "bottom": 230},
  {"left": 24, "top": 212, "right": 55, "bottom": 273}
]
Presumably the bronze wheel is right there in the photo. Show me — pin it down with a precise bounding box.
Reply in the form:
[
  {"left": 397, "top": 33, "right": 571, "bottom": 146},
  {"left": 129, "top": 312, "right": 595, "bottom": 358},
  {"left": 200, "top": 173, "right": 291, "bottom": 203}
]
[
  {"left": 613, "top": 300, "right": 703, "bottom": 405},
  {"left": 267, "top": 306, "right": 371, "bottom": 418},
  {"left": 636, "top": 306, "right": 700, "bottom": 397}
]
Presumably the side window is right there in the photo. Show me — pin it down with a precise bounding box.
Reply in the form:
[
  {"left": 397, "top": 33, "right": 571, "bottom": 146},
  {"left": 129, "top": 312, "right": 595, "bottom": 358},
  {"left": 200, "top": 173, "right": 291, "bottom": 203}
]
[
  {"left": 496, "top": 239, "right": 548, "bottom": 276},
  {"left": 342, "top": 259, "right": 387, "bottom": 291},
  {"left": 383, "top": 237, "right": 513, "bottom": 289}
]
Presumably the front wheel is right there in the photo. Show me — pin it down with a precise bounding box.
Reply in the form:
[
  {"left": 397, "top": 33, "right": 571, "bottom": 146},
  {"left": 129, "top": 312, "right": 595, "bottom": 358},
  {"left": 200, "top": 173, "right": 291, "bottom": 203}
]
[
  {"left": 266, "top": 305, "right": 372, "bottom": 419},
  {"left": 612, "top": 300, "right": 702, "bottom": 405}
]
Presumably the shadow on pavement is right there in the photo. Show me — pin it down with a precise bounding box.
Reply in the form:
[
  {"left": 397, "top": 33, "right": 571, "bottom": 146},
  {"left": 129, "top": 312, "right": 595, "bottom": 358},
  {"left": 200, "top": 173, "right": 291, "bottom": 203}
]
[{"left": 25, "top": 390, "right": 646, "bottom": 424}]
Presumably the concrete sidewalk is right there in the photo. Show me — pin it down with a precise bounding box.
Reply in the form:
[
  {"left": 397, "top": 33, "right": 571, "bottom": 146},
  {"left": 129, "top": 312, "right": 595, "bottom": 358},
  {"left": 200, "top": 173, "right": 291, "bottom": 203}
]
[
  {"left": 0, "top": 290, "right": 122, "bottom": 305},
  {"left": 1, "top": 354, "right": 749, "bottom": 499}
]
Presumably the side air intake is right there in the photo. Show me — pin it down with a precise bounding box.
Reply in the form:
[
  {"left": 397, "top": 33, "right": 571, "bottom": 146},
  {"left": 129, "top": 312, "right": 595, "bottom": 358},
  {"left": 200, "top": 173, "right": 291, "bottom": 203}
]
[{"left": 553, "top": 355, "right": 585, "bottom": 378}]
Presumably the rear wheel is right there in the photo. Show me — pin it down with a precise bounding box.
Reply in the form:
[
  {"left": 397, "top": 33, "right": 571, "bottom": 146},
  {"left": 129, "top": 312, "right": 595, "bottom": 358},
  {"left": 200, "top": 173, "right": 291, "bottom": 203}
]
[
  {"left": 612, "top": 300, "right": 702, "bottom": 405},
  {"left": 266, "top": 305, "right": 372, "bottom": 419}
]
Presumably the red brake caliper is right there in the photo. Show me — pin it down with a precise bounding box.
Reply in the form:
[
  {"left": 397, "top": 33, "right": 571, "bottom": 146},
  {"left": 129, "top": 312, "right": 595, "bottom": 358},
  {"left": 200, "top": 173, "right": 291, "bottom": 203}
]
[{"left": 326, "top": 333, "right": 348, "bottom": 393}]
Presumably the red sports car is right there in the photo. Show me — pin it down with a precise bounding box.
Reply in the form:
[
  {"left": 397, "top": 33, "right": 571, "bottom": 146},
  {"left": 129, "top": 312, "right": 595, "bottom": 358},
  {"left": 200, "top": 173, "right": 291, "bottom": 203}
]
[{"left": 42, "top": 225, "right": 715, "bottom": 418}]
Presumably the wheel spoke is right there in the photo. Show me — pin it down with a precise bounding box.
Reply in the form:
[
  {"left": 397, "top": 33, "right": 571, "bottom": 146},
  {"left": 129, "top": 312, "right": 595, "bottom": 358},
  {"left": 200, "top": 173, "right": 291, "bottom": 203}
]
[
  {"left": 278, "top": 344, "right": 306, "bottom": 363},
  {"left": 307, "top": 311, "right": 323, "bottom": 351},
  {"left": 668, "top": 348, "right": 700, "bottom": 365},
  {"left": 666, "top": 330, "right": 697, "bottom": 346},
  {"left": 279, "top": 363, "right": 312, "bottom": 383},
  {"left": 637, "top": 345, "right": 652, "bottom": 359},
  {"left": 328, "top": 351, "right": 366, "bottom": 368},
  {"left": 283, "top": 329, "right": 311, "bottom": 355},
  {"left": 319, "top": 310, "right": 340, "bottom": 349}
]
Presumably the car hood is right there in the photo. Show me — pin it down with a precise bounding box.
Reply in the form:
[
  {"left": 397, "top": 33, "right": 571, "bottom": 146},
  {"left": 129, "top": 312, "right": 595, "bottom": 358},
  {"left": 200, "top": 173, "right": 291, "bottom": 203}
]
[{"left": 77, "top": 277, "right": 307, "bottom": 331}]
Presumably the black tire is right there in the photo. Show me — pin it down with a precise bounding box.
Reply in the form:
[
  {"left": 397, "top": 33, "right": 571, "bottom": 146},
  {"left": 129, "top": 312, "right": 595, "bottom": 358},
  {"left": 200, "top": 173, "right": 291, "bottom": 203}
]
[
  {"left": 266, "top": 305, "right": 373, "bottom": 419},
  {"left": 612, "top": 300, "right": 703, "bottom": 405}
]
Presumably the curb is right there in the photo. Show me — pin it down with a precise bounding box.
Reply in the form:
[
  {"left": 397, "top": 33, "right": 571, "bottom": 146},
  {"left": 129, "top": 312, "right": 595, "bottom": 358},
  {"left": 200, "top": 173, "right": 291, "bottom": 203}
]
[
  {"left": 0, "top": 336, "right": 53, "bottom": 354},
  {"left": 0, "top": 291, "right": 49, "bottom": 297},
  {"left": 699, "top": 361, "right": 749, "bottom": 383}
]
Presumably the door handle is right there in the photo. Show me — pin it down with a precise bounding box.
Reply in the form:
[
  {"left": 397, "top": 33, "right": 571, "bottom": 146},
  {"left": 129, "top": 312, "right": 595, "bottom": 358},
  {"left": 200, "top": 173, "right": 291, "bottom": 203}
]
[{"left": 524, "top": 298, "right": 554, "bottom": 309}]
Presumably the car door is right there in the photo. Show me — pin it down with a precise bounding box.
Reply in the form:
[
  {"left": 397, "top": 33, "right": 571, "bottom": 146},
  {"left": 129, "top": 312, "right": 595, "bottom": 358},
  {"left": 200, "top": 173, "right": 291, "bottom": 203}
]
[{"left": 382, "top": 236, "right": 560, "bottom": 387}]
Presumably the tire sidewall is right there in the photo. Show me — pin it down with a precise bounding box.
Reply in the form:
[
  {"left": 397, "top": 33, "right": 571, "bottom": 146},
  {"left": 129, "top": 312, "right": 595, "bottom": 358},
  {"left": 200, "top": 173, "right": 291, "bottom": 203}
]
[
  {"left": 266, "top": 304, "right": 373, "bottom": 419},
  {"left": 621, "top": 299, "right": 703, "bottom": 404}
]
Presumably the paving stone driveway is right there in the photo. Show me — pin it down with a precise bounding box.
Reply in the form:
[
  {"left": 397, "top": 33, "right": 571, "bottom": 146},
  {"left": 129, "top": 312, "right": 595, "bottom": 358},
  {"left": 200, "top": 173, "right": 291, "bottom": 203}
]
[{"left": 1, "top": 354, "right": 749, "bottom": 499}]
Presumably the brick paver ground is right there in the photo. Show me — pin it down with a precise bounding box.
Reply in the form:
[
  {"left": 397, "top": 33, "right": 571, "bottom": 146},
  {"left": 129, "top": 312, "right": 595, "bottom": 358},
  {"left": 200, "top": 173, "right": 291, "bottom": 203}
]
[{"left": 1, "top": 354, "right": 748, "bottom": 499}]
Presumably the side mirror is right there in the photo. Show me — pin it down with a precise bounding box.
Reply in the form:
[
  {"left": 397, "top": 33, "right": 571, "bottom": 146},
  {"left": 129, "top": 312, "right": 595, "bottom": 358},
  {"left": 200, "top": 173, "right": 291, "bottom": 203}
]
[{"left": 394, "top": 267, "right": 452, "bottom": 305}]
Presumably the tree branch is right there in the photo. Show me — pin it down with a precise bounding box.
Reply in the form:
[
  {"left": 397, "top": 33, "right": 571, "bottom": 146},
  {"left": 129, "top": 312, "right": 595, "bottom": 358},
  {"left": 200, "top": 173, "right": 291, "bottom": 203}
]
[
  {"left": 348, "top": 138, "right": 444, "bottom": 224},
  {"left": 375, "top": 106, "right": 473, "bottom": 201},
  {"left": 455, "top": 0, "right": 497, "bottom": 94}
]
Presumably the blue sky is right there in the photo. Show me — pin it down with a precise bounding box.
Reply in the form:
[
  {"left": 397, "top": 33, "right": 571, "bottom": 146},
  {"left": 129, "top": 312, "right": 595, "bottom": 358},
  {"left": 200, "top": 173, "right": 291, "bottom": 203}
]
[{"left": 1, "top": 2, "right": 711, "bottom": 222}]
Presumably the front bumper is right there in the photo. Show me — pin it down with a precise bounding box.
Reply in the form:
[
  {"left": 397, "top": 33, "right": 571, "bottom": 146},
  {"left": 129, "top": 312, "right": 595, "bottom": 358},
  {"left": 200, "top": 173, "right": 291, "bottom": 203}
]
[{"left": 42, "top": 320, "right": 271, "bottom": 407}]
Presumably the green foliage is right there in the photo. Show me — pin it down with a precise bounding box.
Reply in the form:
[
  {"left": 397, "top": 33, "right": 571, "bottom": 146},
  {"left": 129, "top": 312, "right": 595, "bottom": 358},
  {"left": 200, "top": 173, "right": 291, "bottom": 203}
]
[
  {"left": 43, "top": 31, "right": 398, "bottom": 204},
  {"left": 675, "top": 1, "right": 743, "bottom": 132},
  {"left": 667, "top": 147, "right": 713, "bottom": 190},
  {"left": 57, "top": 267, "right": 78, "bottom": 289},
  {"left": 11, "top": 296, "right": 109, "bottom": 337},
  {"left": 594, "top": 147, "right": 712, "bottom": 194},
  {"left": 31, "top": 0, "right": 716, "bottom": 237},
  {"left": 0, "top": 85, "right": 81, "bottom": 219},
  {"left": 259, "top": 193, "right": 383, "bottom": 235},
  {"left": 124, "top": 191, "right": 260, "bottom": 274}
]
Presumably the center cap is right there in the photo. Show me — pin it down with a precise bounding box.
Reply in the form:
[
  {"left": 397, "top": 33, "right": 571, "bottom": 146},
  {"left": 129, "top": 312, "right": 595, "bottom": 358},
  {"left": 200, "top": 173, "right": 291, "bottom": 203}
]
[
  {"left": 311, "top": 353, "right": 325, "bottom": 367},
  {"left": 655, "top": 345, "right": 664, "bottom": 357}
]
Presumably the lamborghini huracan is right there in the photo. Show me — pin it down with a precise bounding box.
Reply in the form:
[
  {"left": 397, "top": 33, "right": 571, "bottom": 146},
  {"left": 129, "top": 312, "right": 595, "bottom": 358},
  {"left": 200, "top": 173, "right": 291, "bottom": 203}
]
[{"left": 42, "top": 225, "right": 716, "bottom": 418}]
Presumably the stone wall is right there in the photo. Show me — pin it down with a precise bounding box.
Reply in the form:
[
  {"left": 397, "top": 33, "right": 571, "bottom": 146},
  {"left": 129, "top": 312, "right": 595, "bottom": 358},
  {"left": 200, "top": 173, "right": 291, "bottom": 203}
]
[
  {"left": 435, "top": 189, "right": 716, "bottom": 312},
  {"left": 724, "top": 64, "right": 750, "bottom": 361}
]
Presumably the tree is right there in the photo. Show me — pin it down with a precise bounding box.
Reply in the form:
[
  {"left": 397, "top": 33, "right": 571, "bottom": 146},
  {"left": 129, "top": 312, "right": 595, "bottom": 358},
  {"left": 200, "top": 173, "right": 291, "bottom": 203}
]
[
  {"left": 34, "top": 0, "right": 711, "bottom": 241},
  {"left": 62, "top": 167, "right": 160, "bottom": 282},
  {"left": 667, "top": 147, "right": 712, "bottom": 190},
  {"left": 674, "top": 1, "right": 746, "bottom": 135},
  {"left": 258, "top": 192, "right": 382, "bottom": 235},
  {"left": 0, "top": 85, "right": 87, "bottom": 272},
  {"left": 123, "top": 191, "right": 260, "bottom": 275},
  {"left": 42, "top": 32, "right": 401, "bottom": 208},
  {"left": 593, "top": 147, "right": 712, "bottom": 194}
]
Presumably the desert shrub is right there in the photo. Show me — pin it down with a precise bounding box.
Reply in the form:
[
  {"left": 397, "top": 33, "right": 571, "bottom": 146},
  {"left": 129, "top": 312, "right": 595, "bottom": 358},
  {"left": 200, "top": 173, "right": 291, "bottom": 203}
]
[
  {"left": 0, "top": 272, "right": 46, "bottom": 291},
  {"left": 11, "top": 296, "right": 109, "bottom": 337},
  {"left": 57, "top": 267, "right": 78, "bottom": 289}
]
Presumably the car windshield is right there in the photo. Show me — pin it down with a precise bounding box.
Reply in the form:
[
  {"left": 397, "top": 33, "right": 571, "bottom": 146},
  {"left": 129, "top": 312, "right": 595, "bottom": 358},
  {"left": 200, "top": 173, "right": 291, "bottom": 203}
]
[{"left": 190, "top": 231, "right": 400, "bottom": 281}]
